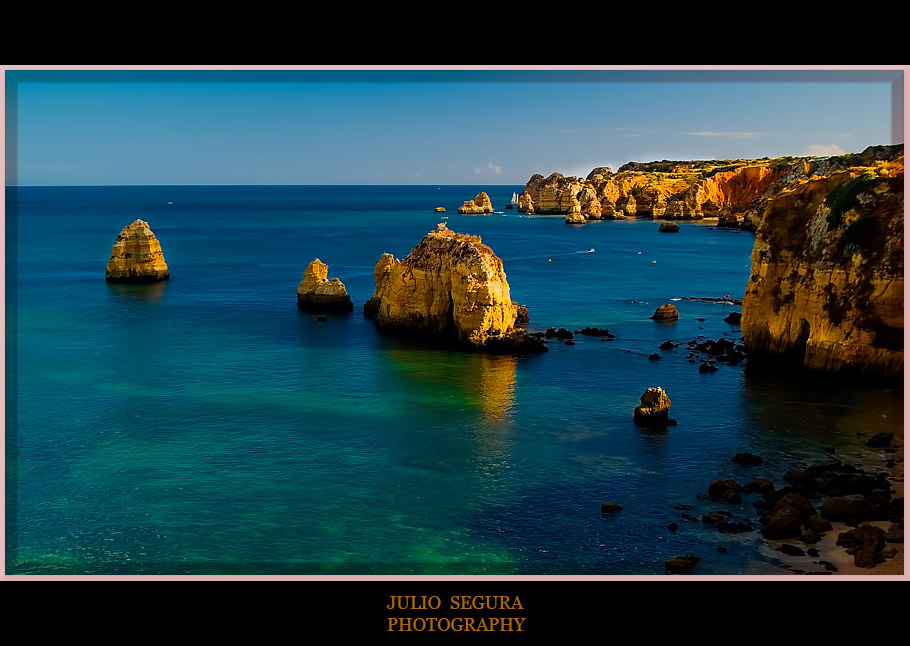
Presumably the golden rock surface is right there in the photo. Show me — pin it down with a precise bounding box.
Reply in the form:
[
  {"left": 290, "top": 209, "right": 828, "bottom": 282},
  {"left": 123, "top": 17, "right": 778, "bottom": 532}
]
[
  {"left": 741, "top": 155, "right": 904, "bottom": 378},
  {"left": 651, "top": 304, "right": 679, "bottom": 321},
  {"left": 634, "top": 387, "right": 673, "bottom": 427},
  {"left": 105, "top": 219, "right": 169, "bottom": 282},
  {"left": 296, "top": 259, "right": 353, "bottom": 311},
  {"left": 364, "top": 222, "right": 519, "bottom": 347},
  {"left": 457, "top": 192, "right": 494, "bottom": 214}
]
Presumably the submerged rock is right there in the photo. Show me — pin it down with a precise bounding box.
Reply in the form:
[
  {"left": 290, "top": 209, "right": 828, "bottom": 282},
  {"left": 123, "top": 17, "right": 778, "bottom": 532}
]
[
  {"left": 665, "top": 554, "right": 700, "bottom": 574},
  {"left": 296, "top": 259, "right": 353, "bottom": 312},
  {"left": 105, "top": 219, "right": 170, "bottom": 282},
  {"left": 633, "top": 387, "right": 676, "bottom": 428},
  {"left": 363, "top": 223, "right": 545, "bottom": 354}
]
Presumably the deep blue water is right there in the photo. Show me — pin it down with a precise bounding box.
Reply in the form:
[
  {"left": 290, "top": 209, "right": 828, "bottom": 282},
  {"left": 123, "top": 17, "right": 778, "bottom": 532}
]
[{"left": 5, "top": 185, "right": 903, "bottom": 575}]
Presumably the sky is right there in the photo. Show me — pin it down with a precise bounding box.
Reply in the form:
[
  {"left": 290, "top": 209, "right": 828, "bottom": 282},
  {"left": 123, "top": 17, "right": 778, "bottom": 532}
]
[{"left": 4, "top": 67, "right": 903, "bottom": 186}]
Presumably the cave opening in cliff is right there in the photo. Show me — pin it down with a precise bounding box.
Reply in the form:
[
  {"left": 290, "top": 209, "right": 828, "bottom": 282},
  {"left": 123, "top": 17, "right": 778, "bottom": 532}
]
[{"left": 792, "top": 318, "right": 811, "bottom": 363}]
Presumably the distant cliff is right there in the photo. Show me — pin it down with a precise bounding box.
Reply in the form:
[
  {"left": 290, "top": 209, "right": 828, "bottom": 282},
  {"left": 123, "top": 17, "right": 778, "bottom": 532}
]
[
  {"left": 520, "top": 145, "right": 904, "bottom": 230},
  {"left": 741, "top": 151, "right": 904, "bottom": 378}
]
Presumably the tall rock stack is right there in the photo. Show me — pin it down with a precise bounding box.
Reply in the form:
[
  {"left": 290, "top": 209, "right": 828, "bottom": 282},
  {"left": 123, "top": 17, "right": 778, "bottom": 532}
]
[
  {"left": 457, "top": 192, "right": 495, "bottom": 214},
  {"left": 296, "top": 259, "right": 354, "bottom": 312},
  {"left": 363, "top": 223, "right": 545, "bottom": 354},
  {"left": 105, "top": 219, "right": 170, "bottom": 282}
]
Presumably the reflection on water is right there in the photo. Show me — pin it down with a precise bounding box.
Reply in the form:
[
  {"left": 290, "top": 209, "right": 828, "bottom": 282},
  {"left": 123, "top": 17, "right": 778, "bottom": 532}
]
[{"left": 105, "top": 281, "right": 168, "bottom": 302}]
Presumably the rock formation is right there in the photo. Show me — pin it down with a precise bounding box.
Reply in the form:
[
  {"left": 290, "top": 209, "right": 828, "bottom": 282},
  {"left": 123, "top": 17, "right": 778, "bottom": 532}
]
[
  {"left": 633, "top": 387, "right": 676, "bottom": 428},
  {"left": 518, "top": 146, "right": 903, "bottom": 230},
  {"left": 363, "top": 223, "right": 545, "bottom": 354},
  {"left": 105, "top": 219, "right": 170, "bottom": 282},
  {"left": 457, "top": 192, "right": 494, "bottom": 214},
  {"left": 741, "top": 149, "right": 903, "bottom": 379},
  {"left": 651, "top": 304, "right": 679, "bottom": 321},
  {"left": 658, "top": 221, "right": 680, "bottom": 233},
  {"left": 296, "top": 259, "right": 353, "bottom": 312}
]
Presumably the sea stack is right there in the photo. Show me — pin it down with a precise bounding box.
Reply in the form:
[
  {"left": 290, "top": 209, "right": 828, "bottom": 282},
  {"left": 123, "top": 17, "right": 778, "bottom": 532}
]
[
  {"left": 363, "top": 223, "right": 545, "bottom": 354},
  {"left": 105, "top": 219, "right": 170, "bottom": 282},
  {"left": 457, "top": 192, "right": 494, "bottom": 214},
  {"left": 296, "top": 259, "right": 354, "bottom": 312},
  {"left": 651, "top": 304, "right": 679, "bottom": 321},
  {"left": 741, "top": 150, "right": 904, "bottom": 378},
  {"left": 633, "top": 387, "right": 676, "bottom": 428}
]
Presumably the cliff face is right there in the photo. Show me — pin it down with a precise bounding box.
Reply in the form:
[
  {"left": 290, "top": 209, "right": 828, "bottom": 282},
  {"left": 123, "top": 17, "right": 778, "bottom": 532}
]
[
  {"left": 105, "top": 219, "right": 170, "bottom": 282},
  {"left": 520, "top": 146, "right": 903, "bottom": 229},
  {"left": 364, "top": 223, "right": 542, "bottom": 353},
  {"left": 741, "top": 153, "right": 904, "bottom": 378},
  {"left": 296, "top": 259, "right": 353, "bottom": 311}
]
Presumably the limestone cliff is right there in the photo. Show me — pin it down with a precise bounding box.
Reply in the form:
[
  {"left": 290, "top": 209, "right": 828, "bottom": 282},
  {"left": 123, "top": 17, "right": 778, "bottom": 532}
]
[
  {"left": 105, "top": 219, "right": 170, "bottom": 282},
  {"left": 741, "top": 152, "right": 904, "bottom": 378},
  {"left": 457, "top": 192, "right": 494, "bottom": 214},
  {"left": 296, "top": 259, "right": 353, "bottom": 312},
  {"left": 520, "top": 146, "right": 904, "bottom": 229},
  {"left": 363, "top": 223, "right": 545, "bottom": 353}
]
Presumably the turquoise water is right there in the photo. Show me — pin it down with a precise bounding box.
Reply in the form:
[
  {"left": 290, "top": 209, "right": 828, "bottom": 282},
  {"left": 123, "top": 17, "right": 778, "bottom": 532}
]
[{"left": 5, "top": 185, "right": 903, "bottom": 575}]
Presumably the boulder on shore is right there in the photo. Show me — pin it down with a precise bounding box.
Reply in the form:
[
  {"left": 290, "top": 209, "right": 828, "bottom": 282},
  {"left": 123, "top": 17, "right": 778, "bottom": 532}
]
[{"left": 105, "top": 219, "right": 170, "bottom": 282}]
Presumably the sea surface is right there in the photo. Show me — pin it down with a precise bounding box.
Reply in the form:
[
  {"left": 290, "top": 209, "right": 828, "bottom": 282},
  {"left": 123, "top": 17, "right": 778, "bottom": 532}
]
[{"left": 5, "top": 185, "right": 903, "bottom": 575}]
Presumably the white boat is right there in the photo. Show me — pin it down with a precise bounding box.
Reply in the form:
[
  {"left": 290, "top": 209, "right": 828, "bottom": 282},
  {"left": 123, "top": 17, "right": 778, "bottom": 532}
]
[{"left": 505, "top": 192, "right": 519, "bottom": 209}]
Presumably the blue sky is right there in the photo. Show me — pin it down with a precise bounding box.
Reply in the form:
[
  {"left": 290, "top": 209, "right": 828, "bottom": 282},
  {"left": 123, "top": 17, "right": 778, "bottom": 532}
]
[{"left": 5, "top": 68, "right": 901, "bottom": 186}]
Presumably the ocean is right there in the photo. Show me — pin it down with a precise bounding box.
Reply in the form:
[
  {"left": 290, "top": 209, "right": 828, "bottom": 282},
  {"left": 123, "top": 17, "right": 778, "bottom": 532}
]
[{"left": 5, "top": 185, "right": 903, "bottom": 575}]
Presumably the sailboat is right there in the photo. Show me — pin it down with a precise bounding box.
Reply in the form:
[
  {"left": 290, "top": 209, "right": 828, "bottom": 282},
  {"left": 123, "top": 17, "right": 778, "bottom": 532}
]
[{"left": 505, "top": 192, "right": 519, "bottom": 209}]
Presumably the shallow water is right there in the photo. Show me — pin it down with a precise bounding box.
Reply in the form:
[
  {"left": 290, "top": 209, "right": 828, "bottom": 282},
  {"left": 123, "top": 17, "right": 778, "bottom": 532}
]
[{"left": 5, "top": 185, "right": 903, "bottom": 575}]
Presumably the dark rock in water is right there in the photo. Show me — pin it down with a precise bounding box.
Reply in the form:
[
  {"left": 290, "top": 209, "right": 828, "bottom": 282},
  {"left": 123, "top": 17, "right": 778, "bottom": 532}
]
[
  {"left": 708, "top": 479, "right": 742, "bottom": 499},
  {"left": 699, "top": 362, "right": 719, "bottom": 373},
  {"left": 601, "top": 502, "right": 623, "bottom": 513},
  {"left": 545, "top": 327, "right": 574, "bottom": 339},
  {"left": 722, "top": 490, "right": 742, "bottom": 504},
  {"left": 674, "top": 504, "right": 694, "bottom": 511},
  {"left": 864, "top": 432, "right": 894, "bottom": 448},
  {"left": 514, "top": 304, "right": 530, "bottom": 328},
  {"left": 658, "top": 340, "right": 678, "bottom": 350},
  {"left": 743, "top": 478, "right": 776, "bottom": 495},
  {"left": 732, "top": 452, "right": 764, "bottom": 467},
  {"left": 667, "top": 522, "right": 679, "bottom": 532},
  {"left": 717, "top": 546, "right": 728, "bottom": 553},
  {"left": 819, "top": 560, "right": 838, "bottom": 572},
  {"left": 579, "top": 327, "right": 615, "bottom": 338},
  {"left": 317, "top": 316, "right": 328, "bottom": 322},
  {"left": 717, "top": 520, "right": 753, "bottom": 533},
  {"left": 658, "top": 221, "right": 680, "bottom": 233},
  {"left": 783, "top": 470, "right": 818, "bottom": 488},
  {"left": 806, "top": 548, "right": 820, "bottom": 557},
  {"left": 481, "top": 330, "right": 549, "bottom": 355},
  {"left": 836, "top": 525, "right": 887, "bottom": 568},
  {"left": 648, "top": 353, "right": 661, "bottom": 361},
  {"left": 702, "top": 511, "right": 730, "bottom": 524},
  {"left": 565, "top": 339, "right": 576, "bottom": 346},
  {"left": 779, "top": 544, "right": 805, "bottom": 556},
  {"left": 696, "top": 317, "right": 706, "bottom": 322},
  {"left": 821, "top": 494, "right": 878, "bottom": 522},
  {"left": 723, "top": 311, "right": 742, "bottom": 324},
  {"left": 665, "top": 554, "right": 700, "bottom": 574}
]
